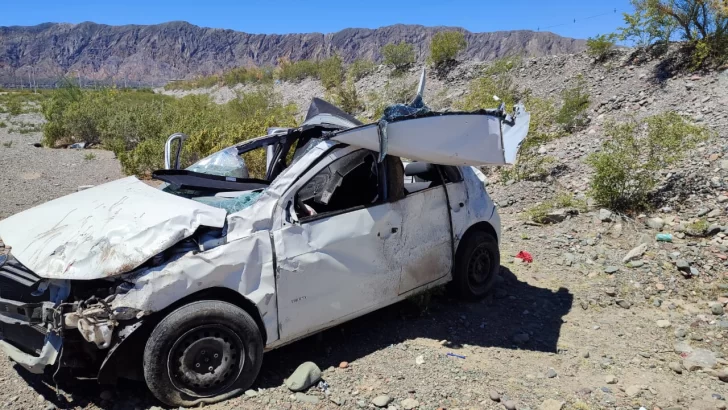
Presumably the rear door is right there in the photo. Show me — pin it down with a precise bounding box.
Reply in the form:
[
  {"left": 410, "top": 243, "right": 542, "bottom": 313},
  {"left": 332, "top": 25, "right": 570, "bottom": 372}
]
[{"left": 394, "top": 163, "right": 456, "bottom": 294}]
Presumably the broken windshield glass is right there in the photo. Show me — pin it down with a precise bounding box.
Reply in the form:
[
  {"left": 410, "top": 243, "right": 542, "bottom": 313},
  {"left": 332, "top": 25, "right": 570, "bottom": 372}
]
[{"left": 187, "top": 147, "right": 250, "bottom": 179}]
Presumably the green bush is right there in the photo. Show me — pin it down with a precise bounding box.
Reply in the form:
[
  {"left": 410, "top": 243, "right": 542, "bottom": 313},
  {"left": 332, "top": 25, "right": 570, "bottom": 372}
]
[
  {"left": 429, "top": 31, "right": 467, "bottom": 67},
  {"left": 327, "top": 79, "right": 363, "bottom": 115},
  {"left": 382, "top": 42, "right": 416, "bottom": 73},
  {"left": 556, "top": 75, "right": 590, "bottom": 132},
  {"left": 483, "top": 56, "right": 522, "bottom": 76},
  {"left": 587, "top": 112, "right": 710, "bottom": 211},
  {"left": 42, "top": 84, "right": 297, "bottom": 176},
  {"left": 164, "top": 66, "right": 274, "bottom": 91},
  {"left": 365, "top": 79, "right": 418, "bottom": 119},
  {"left": 586, "top": 34, "right": 617, "bottom": 62},
  {"left": 7, "top": 99, "right": 22, "bottom": 116},
  {"left": 347, "top": 59, "right": 376, "bottom": 81},
  {"left": 318, "top": 55, "right": 345, "bottom": 90},
  {"left": 277, "top": 58, "right": 320, "bottom": 82}
]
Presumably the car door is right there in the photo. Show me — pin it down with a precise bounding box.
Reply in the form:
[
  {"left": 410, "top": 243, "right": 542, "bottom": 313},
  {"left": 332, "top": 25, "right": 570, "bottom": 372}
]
[
  {"left": 272, "top": 147, "right": 403, "bottom": 341},
  {"left": 394, "top": 163, "right": 456, "bottom": 294}
]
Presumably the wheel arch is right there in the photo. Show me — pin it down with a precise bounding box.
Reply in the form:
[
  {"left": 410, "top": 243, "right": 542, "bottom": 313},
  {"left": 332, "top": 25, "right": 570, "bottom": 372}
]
[
  {"left": 98, "top": 287, "right": 267, "bottom": 384},
  {"left": 456, "top": 221, "right": 499, "bottom": 258}
]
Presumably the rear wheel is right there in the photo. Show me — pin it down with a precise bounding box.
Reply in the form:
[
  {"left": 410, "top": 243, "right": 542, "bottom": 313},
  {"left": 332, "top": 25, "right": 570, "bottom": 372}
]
[
  {"left": 143, "top": 301, "right": 263, "bottom": 407},
  {"left": 450, "top": 230, "right": 500, "bottom": 300}
]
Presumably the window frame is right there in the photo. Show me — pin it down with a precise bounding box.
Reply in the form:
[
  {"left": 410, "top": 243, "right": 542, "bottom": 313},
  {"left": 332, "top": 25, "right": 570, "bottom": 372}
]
[{"left": 294, "top": 148, "right": 389, "bottom": 224}]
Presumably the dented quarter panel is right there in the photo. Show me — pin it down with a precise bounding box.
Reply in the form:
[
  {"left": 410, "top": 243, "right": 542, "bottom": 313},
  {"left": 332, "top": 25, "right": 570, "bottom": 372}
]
[
  {"left": 0, "top": 177, "right": 226, "bottom": 279},
  {"left": 111, "top": 230, "right": 279, "bottom": 344},
  {"left": 459, "top": 166, "right": 501, "bottom": 245}
]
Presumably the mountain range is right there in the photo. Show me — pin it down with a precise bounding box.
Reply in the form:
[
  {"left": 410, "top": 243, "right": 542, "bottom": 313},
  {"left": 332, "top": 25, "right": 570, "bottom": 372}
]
[{"left": 0, "top": 21, "right": 586, "bottom": 87}]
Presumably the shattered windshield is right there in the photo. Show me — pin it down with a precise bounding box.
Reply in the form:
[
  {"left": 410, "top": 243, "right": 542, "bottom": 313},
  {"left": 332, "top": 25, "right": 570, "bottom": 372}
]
[{"left": 187, "top": 147, "right": 250, "bottom": 179}]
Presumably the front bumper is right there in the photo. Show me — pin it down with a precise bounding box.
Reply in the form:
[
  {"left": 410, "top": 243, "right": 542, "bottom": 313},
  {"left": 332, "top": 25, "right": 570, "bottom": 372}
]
[{"left": 0, "top": 332, "right": 61, "bottom": 374}]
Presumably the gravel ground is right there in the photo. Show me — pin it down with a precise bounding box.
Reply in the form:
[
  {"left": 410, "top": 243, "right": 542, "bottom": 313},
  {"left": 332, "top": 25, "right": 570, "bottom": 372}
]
[
  {"left": 0, "top": 49, "right": 727, "bottom": 410},
  {"left": 0, "top": 113, "right": 123, "bottom": 219}
]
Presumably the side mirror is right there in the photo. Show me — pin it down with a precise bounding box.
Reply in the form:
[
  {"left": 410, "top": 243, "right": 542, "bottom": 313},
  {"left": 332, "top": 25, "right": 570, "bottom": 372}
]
[{"left": 164, "top": 133, "right": 189, "bottom": 170}]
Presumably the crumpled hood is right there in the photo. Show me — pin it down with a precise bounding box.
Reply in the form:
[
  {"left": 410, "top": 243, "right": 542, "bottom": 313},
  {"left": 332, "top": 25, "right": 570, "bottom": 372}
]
[{"left": 0, "top": 177, "right": 227, "bottom": 280}]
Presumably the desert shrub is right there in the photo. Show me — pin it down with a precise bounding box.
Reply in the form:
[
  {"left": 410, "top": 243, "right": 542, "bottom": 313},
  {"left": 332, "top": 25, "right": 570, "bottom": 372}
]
[
  {"left": 619, "top": 0, "right": 728, "bottom": 67},
  {"left": 525, "top": 192, "right": 587, "bottom": 223},
  {"left": 347, "top": 58, "right": 376, "bottom": 81},
  {"left": 483, "top": 56, "right": 522, "bottom": 76},
  {"left": 7, "top": 99, "right": 22, "bottom": 116},
  {"left": 429, "top": 31, "right": 467, "bottom": 67},
  {"left": 587, "top": 112, "right": 709, "bottom": 211},
  {"left": 327, "top": 79, "right": 364, "bottom": 115},
  {"left": 382, "top": 42, "right": 416, "bottom": 73},
  {"left": 0, "top": 121, "right": 6, "bottom": 128},
  {"left": 556, "top": 75, "right": 590, "bottom": 132},
  {"left": 164, "top": 66, "right": 275, "bottom": 91},
  {"left": 42, "top": 85, "right": 297, "bottom": 176},
  {"left": 277, "top": 58, "right": 320, "bottom": 82},
  {"left": 318, "top": 55, "right": 345, "bottom": 90},
  {"left": 586, "top": 34, "right": 617, "bottom": 62}
]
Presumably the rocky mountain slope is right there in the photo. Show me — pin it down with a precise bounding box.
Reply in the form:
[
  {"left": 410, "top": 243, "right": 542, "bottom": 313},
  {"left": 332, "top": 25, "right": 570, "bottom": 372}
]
[{"left": 0, "top": 21, "right": 584, "bottom": 87}]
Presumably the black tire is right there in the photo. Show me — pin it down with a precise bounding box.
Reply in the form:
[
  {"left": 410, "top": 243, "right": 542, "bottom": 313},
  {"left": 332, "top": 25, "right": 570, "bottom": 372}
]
[
  {"left": 450, "top": 230, "right": 500, "bottom": 300},
  {"left": 143, "top": 300, "right": 263, "bottom": 407}
]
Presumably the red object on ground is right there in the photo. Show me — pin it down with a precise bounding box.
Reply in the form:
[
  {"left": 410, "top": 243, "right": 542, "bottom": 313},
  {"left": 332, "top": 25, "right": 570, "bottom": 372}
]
[{"left": 515, "top": 251, "right": 533, "bottom": 263}]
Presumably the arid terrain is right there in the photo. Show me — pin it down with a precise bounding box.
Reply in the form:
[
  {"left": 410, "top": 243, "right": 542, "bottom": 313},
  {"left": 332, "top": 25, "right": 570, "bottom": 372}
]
[{"left": 0, "top": 46, "right": 727, "bottom": 410}]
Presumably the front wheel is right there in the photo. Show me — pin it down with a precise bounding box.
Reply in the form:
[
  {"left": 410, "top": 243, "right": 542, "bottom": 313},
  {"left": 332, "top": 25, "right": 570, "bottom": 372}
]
[
  {"left": 143, "top": 300, "right": 263, "bottom": 407},
  {"left": 450, "top": 230, "right": 500, "bottom": 300}
]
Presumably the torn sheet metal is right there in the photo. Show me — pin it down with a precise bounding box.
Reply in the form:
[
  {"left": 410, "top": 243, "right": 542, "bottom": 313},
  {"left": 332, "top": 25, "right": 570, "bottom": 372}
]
[
  {"left": 0, "top": 177, "right": 227, "bottom": 280},
  {"left": 331, "top": 108, "right": 530, "bottom": 167},
  {"left": 112, "top": 230, "right": 278, "bottom": 344}
]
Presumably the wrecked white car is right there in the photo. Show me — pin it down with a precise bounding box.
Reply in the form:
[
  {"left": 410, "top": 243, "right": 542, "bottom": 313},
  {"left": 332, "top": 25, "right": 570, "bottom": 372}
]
[{"left": 0, "top": 93, "right": 528, "bottom": 406}]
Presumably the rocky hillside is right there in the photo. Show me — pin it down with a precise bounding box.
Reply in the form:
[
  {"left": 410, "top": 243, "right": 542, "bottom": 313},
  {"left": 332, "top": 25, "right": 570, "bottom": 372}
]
[{"left": 0, "top": 21, "right": 584, "bottom": 87}]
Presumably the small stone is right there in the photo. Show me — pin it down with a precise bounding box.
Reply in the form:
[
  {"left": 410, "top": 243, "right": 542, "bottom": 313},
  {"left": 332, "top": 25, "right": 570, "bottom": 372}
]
[
  {"left": 710, "top": 302, "right": 724, "bottom": 315},
  {"left": 646, "top": 217, "right": 665, "bottom": 229},
  {"left": 676, "top": 259, "right": 690, "bottom": 271},
  {"left": 490, "top": 390, "right": 501, "bottom": 402},
  {"left": 539, "top": 399, "right": 565, "bottom": 410},
  {"left": 707, "top": 224, "right": 722, "bottom": 235},
  {"left": 295, "top": 393, "right": 320, "bottom": 404},
  {"left": 285, "top": 362, "right": 322, "bottom": 392},
  {"left": 36, "top": 394, "right": 45, "bottom": 403},
  {"left": 402, "top": 398, "right": 421, "bottom": 410},
  {"left": 657, "top": 319, "right": 671, "bottom": 328},
  {"left": 372, "top": 395, "right": 392, "bottom": 407},
  {"left": 582, "top": 351, "right": 590, "bottom": 358},
  {"left": 339, "top": 361, "right": 349, "bottom": 369},
  {"left": 245, "top": 389, "right": 259, "bottom": 398},
  {"left": 616, "top": 299, "right": 632, "bottom": 309},
  {"left": 669, "top": 362, "right": 683, "bottom": 374},
  {"left": 503, "top": 400, "right": 518, "bottom": 410},
  {"left": 626, "top": 385, "right": 643, "bottom": 397},
  {"left": 330, "top": 396, "right": 344, "bottom": 406},
  {"left": 605, "top": 287, "right": 617, "bottom": 296},
  {"left": 415, "top": 355, "right": 425, "bottom": 365},
  {"left": 605, "top": 266, "right": 619, "bottom": 274},
  {"left": 545, "top": 368, "right": 557, "bottom": 378},
  {"left": 623, "top": 243, "right": 648, "bottom": 263},
  {"left": 630, "top": 260, "right": 645, "bottom": 268},
  {"left": 599, "top": 209, "right": 613, "bottom": 222},
  {"left": 682, "top": 349, "right": 718, "bottom": 371},
  {"left": 718, "top": 195, "right": 728, "bottom": 203},
  {"left": 605, "top": 375, "right": 618, "bottom": 384}
]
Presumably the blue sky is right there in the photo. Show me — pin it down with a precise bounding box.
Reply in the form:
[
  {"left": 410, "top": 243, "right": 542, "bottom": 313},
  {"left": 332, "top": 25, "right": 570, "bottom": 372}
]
[{"left": 1, "top": 0, "right": 633, "bottom": 40}]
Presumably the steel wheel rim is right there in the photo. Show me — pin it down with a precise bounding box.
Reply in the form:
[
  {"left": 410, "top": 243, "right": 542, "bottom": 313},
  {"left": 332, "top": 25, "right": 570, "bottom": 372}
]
[
  {"left": 467, "top": 243, "right": 493, "bottom": 290},
  {"left": 167, "top": 324, "right": 245, "bottom": 397}
]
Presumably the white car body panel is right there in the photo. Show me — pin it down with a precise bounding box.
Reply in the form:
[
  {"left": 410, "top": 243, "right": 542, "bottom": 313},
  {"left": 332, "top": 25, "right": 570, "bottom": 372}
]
[
  {"left": 331, "top": 110, "right": 530, "bottom": 166},
  {"left": 0, "top": 176, "right": 226, "bottom": 280}
]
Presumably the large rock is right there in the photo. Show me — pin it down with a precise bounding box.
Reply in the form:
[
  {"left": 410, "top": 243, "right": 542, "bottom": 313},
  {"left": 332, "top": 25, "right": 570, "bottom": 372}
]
[
  {"left": 682, "top": 349, "right": 718, "bottom": 371},
  {"left": 598, "top": 209, "right": 613, "bottom": 222},
  {"left": 285, "top": 362, "right": 322, "bottom": 392},
  {"left": 623, "top": 243, "right": 648, "bottom": 263},
  {"left": 646, "top": 217, "right": 665, "bottom": 230}
]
